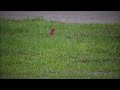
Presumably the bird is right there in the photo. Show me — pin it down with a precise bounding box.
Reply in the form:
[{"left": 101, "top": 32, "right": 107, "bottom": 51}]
[{"left": 50, "top": 28, "right": 55, "bottom": 36}]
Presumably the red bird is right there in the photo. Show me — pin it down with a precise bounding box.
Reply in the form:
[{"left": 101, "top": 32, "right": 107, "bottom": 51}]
[{"left": 50, "top": 28, "right": 55, "bottom": 36}]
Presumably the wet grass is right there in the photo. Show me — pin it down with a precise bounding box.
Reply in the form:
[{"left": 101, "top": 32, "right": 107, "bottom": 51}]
[{"left": 0, "top": 17, "right": 120, "bottom": 79}]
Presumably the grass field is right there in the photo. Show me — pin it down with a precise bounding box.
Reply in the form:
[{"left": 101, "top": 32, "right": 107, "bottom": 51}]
[{"left": 0, "top": 17, "right": 120, "bottom": 79}]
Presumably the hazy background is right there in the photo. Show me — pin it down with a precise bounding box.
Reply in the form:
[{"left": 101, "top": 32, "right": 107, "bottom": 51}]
[{"left": 0, "top": 11, "right": 120, "bottom": 23}]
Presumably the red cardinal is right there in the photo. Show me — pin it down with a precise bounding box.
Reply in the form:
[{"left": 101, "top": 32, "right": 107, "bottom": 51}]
[{"left": 50, "top": 28, "right": 55, "bottom": 36}]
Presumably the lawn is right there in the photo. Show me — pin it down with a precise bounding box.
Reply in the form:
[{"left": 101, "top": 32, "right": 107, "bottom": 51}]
[{"left": 0, "top": 17, "right": 120, "bottom": 79}]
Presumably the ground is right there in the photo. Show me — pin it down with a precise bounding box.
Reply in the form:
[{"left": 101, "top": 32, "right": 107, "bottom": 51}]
[{"left": 0, "top": 12, "right": 120, "bottom": 79}]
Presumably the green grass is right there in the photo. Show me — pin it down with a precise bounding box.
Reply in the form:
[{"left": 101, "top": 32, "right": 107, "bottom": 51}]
[{"left": 0, "top": 17, "right": 120, "bottom": 79}]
